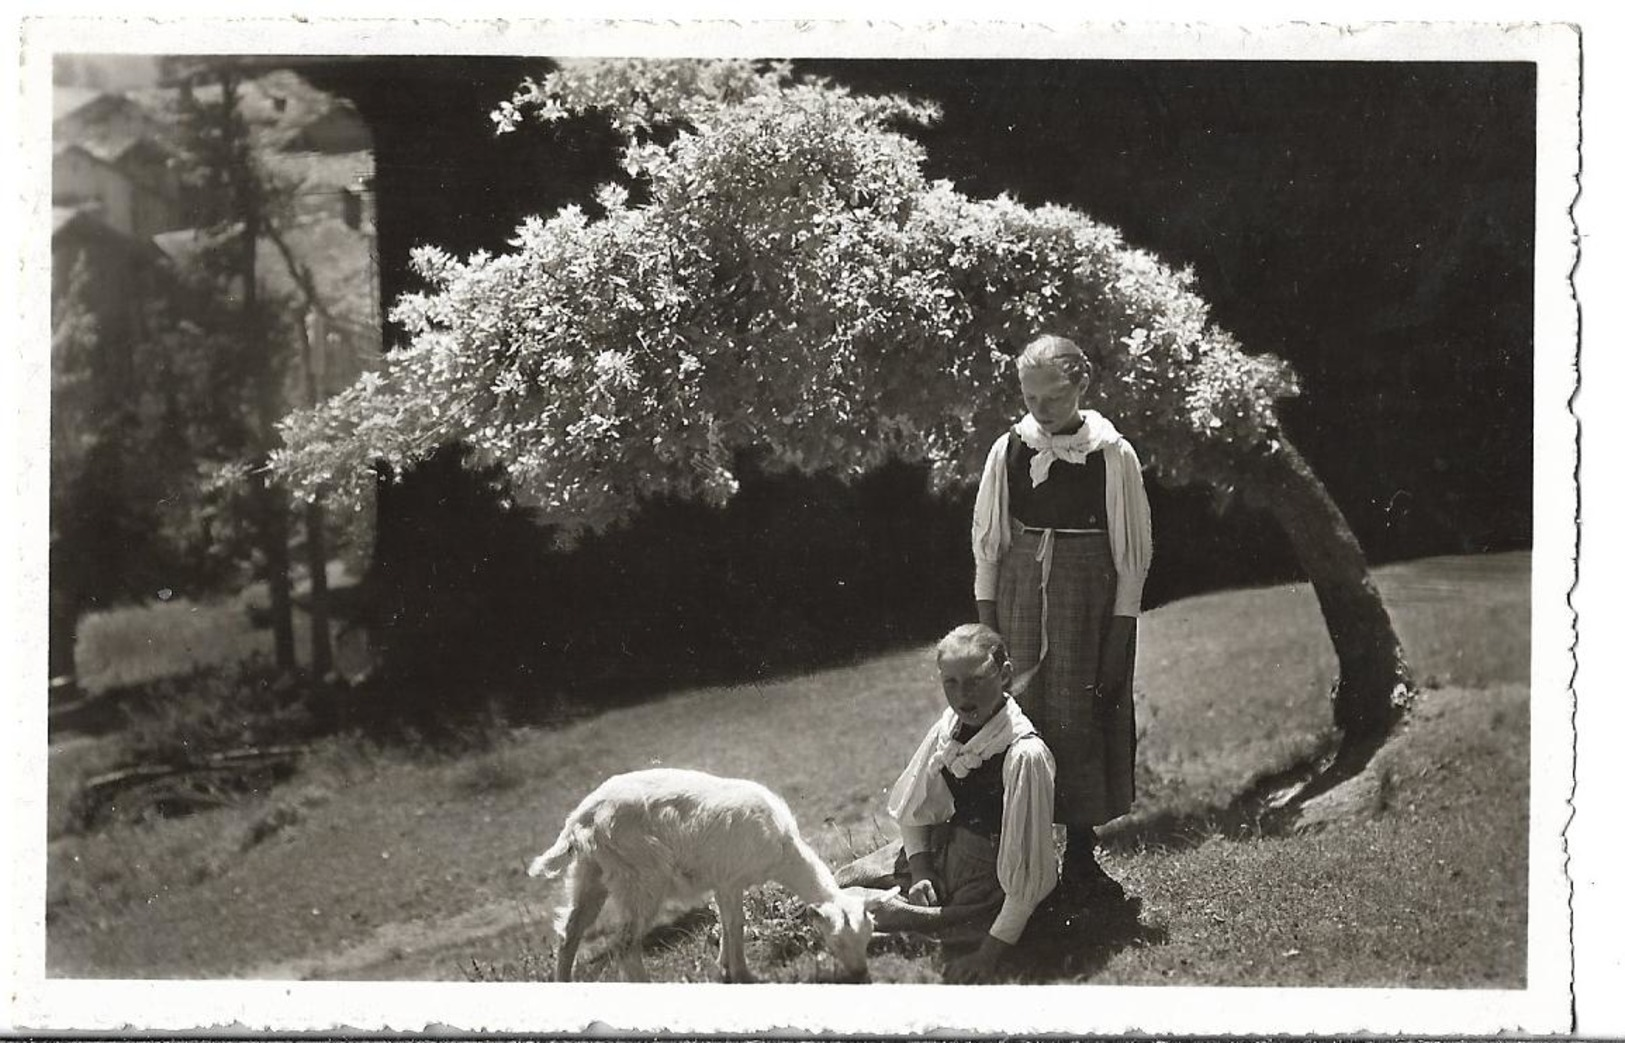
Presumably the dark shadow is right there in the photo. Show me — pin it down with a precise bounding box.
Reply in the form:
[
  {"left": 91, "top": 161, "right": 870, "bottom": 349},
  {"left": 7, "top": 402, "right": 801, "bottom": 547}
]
[
  {"left": 47, "top": 687, "right": 134, "bottom": 737},
  {"left": 564, "top": 903, "right": 718, "bottom": 982},
  {"left": 640, "top": 904, "right": 719, "bottom": 955},
  {"left": 837, "top": 841, "right": 1167, "bottom": 983},
  {"left": 1003, "top": 893, "right": 1170, "bottom": 983},
  {"left": 1097, "top": 723, "right": 1383, "bottom": 857},
  {"left": 1100, "top": 798, "right": 1278, "bottom": 855},
  {"left": 357, "top": 445, "right": 973, "bottom": 733}
]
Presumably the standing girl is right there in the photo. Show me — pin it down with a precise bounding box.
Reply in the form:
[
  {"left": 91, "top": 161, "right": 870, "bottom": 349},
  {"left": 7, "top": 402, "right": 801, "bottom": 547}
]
[{"left": 972, "top": 333, "right": 1152, "bottom": 903}]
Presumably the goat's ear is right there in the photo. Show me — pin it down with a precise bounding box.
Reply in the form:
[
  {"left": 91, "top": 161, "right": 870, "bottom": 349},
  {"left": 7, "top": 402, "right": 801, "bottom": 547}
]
[{"left": 861, "top": 886, "right": 901, "bottom": 911}]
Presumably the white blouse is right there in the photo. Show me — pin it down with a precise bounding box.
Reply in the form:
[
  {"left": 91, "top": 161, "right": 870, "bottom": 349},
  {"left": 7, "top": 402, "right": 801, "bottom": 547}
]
[
  {"left": 971, "top": 409, "right": 1154, "bottom": 616},
  {"left": 886, "top": 700, "right": 1060, "bottom": 945}
]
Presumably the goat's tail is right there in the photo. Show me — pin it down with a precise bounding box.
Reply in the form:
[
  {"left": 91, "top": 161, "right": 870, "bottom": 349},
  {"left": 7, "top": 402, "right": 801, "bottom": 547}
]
[{"left": 528, "top": 816, "right": 591, "bottom": 879}]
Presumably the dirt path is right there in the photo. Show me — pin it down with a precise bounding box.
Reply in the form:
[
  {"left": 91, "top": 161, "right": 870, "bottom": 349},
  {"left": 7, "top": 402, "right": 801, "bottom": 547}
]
[{"left": 237, "top": 897, "right": 545, "bottom": 980}]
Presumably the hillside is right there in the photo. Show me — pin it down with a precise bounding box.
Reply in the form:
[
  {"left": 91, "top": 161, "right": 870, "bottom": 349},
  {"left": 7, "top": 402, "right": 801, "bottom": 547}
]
[{"left": 45, "top": 552, "right": 1532, "bottom": 986}]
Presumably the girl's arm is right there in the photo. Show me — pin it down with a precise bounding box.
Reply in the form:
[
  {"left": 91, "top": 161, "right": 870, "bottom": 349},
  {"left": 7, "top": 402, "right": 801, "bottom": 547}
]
[
  {"left": 988, "top": 736, "right": 1061, "bottom": 945},
  {"left": 1105, "top": 437, "right": 1153, "bottom": 617},
  {"left": 971, "top": 434, "right": 1013, "bottom": 609}
]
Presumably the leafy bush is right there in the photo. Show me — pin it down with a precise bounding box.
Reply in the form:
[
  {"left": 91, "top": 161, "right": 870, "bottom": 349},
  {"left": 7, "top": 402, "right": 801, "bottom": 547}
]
[{"left": 273, "top": 60, "right": 1297, "bottom": 533}]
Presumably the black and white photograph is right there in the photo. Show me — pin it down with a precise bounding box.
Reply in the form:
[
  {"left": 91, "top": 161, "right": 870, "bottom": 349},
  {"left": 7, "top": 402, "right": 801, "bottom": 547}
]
[{"left": 4, "top": 9, "right": 1608, "bottom": 1037}]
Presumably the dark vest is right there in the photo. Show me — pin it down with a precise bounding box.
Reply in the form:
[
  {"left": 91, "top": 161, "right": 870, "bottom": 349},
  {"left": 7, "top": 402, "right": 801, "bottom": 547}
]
[
  {"left": 1006, "top": 430, "right": 1108, "bottom": 530},
  {"left": 944, "top": 720, "right": 1008, "bottom": 839}
]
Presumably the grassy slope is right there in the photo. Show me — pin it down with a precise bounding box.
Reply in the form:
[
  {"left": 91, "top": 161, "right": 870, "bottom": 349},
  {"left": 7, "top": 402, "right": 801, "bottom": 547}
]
[{"left": 45, "top": 552, "right": 1531, "bottom": 985}]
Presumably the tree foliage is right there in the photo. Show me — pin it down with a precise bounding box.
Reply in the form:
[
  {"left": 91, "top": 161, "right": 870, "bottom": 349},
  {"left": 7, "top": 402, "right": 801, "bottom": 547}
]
[
  {"left": 274, "top": 60, "right": 1299, "bottom": 533},
  {"left": 50, "top": 247, "right": 244, "bottom": 602}
]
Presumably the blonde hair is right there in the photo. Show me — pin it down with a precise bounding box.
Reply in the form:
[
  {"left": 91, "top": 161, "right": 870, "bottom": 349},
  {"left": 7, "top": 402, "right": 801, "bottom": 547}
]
[
  {"left": 936, "top": 623, "right": 1010, "bottom": 672},
  {"left": 1017, "top": 334, "right": 1093, "bottom": 388}
]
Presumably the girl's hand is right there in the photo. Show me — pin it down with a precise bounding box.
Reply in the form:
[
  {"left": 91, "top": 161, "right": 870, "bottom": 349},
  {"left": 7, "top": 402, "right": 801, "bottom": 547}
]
[
  {"left": 906, "top": 852, "right": 944, "bottom": 907},
  {"left": 943, "top": 934, "right": 1011, "bottom": 984},
  {"left": 906, "top": 878, "right": 940, "bottom": 906},
  {"left": 1097, "top": 616, "right": 1137, "bottom": 699},
  {"left": 867, "top": 888, "right": 917, "bottom": 923}
]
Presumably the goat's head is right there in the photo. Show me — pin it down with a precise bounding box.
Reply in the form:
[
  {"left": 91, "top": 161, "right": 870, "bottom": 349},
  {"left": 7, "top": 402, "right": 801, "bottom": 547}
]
[{"left": 813, "top": 886, "right": 898, "bottom": 983}]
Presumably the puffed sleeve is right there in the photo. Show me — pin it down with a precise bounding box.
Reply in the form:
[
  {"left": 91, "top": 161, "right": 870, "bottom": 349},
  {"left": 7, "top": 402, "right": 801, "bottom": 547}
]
[
  {"left": 972, "top": 434, "right": 1013, "bottom": 603},
  {"left": 989, "top": 735, "right": 1059, "bottom": 945},
  {"left": 1104, "top": 436, "right": 1153, "bottom": 617},
  {"left": 885, "top": 709, "right": 957, "bottom": 857}
]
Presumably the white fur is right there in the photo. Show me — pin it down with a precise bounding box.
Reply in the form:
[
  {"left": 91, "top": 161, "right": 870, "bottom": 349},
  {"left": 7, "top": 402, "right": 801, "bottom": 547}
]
[{"left": 529, "top": 767, "right": 890, "bottom": 982}]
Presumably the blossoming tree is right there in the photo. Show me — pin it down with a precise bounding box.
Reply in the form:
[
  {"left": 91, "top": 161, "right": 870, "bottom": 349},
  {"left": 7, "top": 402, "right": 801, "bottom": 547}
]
[{"left": 273, "top": 60, "right": 1414, "bottom": 775}]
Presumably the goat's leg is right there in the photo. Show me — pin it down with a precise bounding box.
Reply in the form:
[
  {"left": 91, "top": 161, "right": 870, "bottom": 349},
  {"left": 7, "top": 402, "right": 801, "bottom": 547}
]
[
  {"left": 713, "top": 886, "right": 754, "bottom": 983},
  {"left": 554, "top": 860, "right": 609, "bottom": 983},
  {"left": 615, "top": 892, "right": 657, "bottom": 982},
  {"left": 616, "top": 921, "right": 650, "bottom": 982}
]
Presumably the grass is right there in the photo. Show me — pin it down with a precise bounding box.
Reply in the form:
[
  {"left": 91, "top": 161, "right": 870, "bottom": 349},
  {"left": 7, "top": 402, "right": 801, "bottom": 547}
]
[
  {"left": 74, "top": 597, "right": 274, "bottom": 697},
  {"left": 1094, "top": 684, "right": 1529, "bottom": 987},
  {"left": 73, "top": 561, "right": 368, "bottom": 696},
  {"left": 46, "top": 743, "right": 372, "bottom": 934},
  {"left": 44, "top": 551, "right": 1531, "bottom": 987}
]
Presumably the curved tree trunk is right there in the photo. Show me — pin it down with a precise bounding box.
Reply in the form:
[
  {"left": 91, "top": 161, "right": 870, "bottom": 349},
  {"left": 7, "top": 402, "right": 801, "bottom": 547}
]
[{"left": 1240, "top": 436, "right": 1416, "bottom": 758}]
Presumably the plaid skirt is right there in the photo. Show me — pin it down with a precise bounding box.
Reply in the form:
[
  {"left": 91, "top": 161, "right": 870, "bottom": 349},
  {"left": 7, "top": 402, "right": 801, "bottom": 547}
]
[{"left": 997, "top": 528, "right": 1136, "bottom": 827}]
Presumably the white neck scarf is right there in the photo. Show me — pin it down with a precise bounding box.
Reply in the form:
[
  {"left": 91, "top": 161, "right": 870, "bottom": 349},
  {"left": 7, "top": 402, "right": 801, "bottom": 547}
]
[
  {"left": 1015, "top": 410, "right": 1119, "bottom": 488},
  {"left": 926, "top": 697, "right": 1039, "bottom": 779}
]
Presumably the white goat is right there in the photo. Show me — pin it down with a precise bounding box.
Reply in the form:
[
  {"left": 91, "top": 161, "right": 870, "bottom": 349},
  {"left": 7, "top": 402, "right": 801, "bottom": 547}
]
[{"left": 529, "top": 767, "right": 892, "bottom": 983}]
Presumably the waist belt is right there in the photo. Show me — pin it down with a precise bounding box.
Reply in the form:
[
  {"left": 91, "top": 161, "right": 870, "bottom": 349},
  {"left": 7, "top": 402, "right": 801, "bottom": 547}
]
[{"left": 1012, "top": 522, "right": 1105, "bottom": 539}]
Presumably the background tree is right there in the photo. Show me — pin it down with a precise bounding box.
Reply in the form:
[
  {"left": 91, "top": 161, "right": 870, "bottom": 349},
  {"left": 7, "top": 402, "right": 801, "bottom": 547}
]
[
  {"left": 274, "top": 60, "right": 1413, "bottom": 775},
  {"left": 49, "top": 254, "right": 148, "bottom": 686},
  {"left": 50, "top": 60, "right": 375, "bottom": 694},
  {"left": 48, "top": 227, "right": 245, "bottom": 688},
  {"left": 163, "top": 58, "right": 308, "bottom": 672}
]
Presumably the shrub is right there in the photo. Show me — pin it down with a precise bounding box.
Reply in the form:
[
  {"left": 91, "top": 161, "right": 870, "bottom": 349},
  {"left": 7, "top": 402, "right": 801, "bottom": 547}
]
[
  {"left": 273, "top": 60, "right": 1297, "bottom": 533},
  {"left": 117, "top": 656, "right": 315, "bottom": 764}
]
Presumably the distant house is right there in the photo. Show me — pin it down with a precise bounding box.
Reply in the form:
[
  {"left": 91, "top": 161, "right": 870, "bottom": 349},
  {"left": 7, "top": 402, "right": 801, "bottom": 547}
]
[
  {"left": 52, "top": 86, "right": 103, "bottom": 127},
  {"left": 52, "top": 205, "right": 170, "bottom": 356},
  {"left": 54, "top": 73, "right": 380, "bottom": 401},
  {"left": 53, "top": 89, "right": 169, "bottom": 152},
  {"left": 53, "top": 86, "right": 188, "bottom": 238},
  {"left": 53, "top": 141, "right": 186, "bottom": 240},
  {"left": 262, "top": 148, "right": 377, "bottom": 227}
]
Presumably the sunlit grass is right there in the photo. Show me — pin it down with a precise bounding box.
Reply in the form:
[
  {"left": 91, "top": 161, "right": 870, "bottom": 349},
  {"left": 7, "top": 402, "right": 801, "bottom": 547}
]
[
  {"left": 74, "top": 597, "right": 271, "bottom": 696},
  {"left": 74, "top": 562, "right": 366, "bottom": 695}
]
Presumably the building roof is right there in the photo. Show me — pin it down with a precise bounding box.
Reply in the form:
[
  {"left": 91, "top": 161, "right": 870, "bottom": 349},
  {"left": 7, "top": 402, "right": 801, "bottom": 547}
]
[
  {"left": 55, "top": 132, "right": 166, "bottom": 167},
  {"left": 52, "top": 86, "right": 104, "bottom": 123},
  {"left": 53, "top": 204, "right": 85, "bottom": 235},
  {"left": 53, "top": 205, "right": 169, "bottom": 264}
]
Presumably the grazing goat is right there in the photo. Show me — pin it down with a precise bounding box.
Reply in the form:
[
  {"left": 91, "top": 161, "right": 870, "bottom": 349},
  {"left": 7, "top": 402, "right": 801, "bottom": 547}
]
[{"left": 529, "top": 767, "right": 892, "bottom": 983}]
